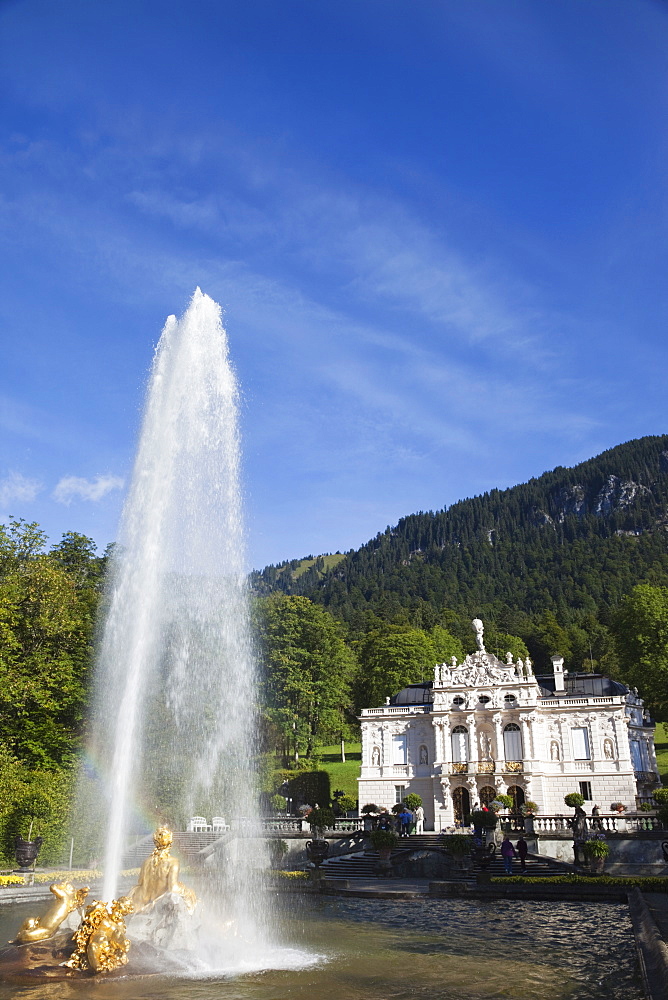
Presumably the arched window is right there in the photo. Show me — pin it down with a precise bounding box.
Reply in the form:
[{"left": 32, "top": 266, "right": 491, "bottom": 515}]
[
  {"left": 503, "top": 723, "right": 522, "bottom": 761},
  {"left": 479, "top": 785, "right": 496, "bottom": 806},
  {"left": 451, "top": 725, "right": 469, "bottom": 762}
]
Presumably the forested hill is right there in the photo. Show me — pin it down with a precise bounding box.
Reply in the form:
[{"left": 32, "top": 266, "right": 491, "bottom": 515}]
[{"left": 251, "top": 435, "right": 668, "bottom": 631}]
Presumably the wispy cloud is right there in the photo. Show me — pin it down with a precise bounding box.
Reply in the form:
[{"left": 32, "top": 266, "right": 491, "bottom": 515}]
[
  {"left": 53, "top": 474, "right": 124, "bottom": 504},
  {"left": 0, "top": 470, "right": 42, "bottom": 508}
]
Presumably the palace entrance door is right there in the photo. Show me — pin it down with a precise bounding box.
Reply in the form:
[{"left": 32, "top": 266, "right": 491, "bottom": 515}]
[{"left": 453, "top": 786, "right": 471, "bottom": 826}]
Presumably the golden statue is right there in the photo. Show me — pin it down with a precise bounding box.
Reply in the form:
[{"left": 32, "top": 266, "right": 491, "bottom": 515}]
[
  {"left": 14, "top": 881, "right": 89, "bottom": 944},
  {"left": 128, "top": 825, "right": 196, "bottom": 914},
  {"left": 66, "top": 896, "right": 133, "bottom": 974}
]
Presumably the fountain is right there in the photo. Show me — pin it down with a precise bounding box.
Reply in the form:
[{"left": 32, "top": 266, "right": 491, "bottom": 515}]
[{"left": 1, "top": 289, "right": 278, "bottom": 978}]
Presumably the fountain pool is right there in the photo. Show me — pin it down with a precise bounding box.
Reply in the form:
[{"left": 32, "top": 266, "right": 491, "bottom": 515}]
[{"left": 0, "top": 895, "right": 642, "bottom": 999}]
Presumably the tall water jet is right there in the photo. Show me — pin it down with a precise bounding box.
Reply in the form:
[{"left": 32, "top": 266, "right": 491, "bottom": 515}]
[{"left": 84, "top": 289, "right": 269, "bottom": 964}]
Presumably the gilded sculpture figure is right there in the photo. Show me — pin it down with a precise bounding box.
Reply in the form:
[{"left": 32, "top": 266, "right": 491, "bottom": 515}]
[
  {"left": 14, "top": 881, "right": 89, "bottom": 944},
  {"left": 128, "top": 825, "right": 197, "bottom": 914},
  {"left": 66, "top": 896, "right": 134, "bottom": 973}
]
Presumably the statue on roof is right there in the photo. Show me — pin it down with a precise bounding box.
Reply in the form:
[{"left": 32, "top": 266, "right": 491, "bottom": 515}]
[{"left": 472, "top": 618, "right": 485, "bottom": 652}]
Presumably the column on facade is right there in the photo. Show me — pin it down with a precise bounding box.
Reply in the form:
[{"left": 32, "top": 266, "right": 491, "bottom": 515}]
[
  {"left": 558, "top": 715, "right": 571, "bottom": 765},
  {"left": 466, "top": 713, "right": 477, "bottom": 771},
  {"left": 520, "top": 718, "right": 532, "bottom": 766},
  {"left": 442, "top": 717, "right": 452, "bottom": 773},
  {"left": 612, "top": 713, "right": 631, "bottom": 767},
  {"left": 493, "top": 713, "right": 504, "bottom": 766}
]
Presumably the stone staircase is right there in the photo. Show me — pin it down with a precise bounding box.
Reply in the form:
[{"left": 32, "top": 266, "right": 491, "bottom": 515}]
[
  {"left": 319, "top": 834, "right": 569, "bottom": 880},
  {"left": 121, "top": 831, "right": 221, "bottom": 869}
]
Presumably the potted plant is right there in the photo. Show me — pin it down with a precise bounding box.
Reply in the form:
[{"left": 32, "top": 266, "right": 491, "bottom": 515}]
[
  {"left": 582, "top": 837, "right": 610, "bottom": 874},
  {"left": 370, "top": 827, "right": 398, "bottom": 858},
  {"left": 491, "top": 794, "right": 513, "bottom": 813},
  {"left": 441, "top": 833, "right": 474, "bottom": 870},
  {"left": 471, "top": 809, "right": 498, "bottom": 836},
  {"left": 564, "top": 792, "right": 585, "bottom": 809},
  {"left": 305, "top": 807, "right": 335, "bottom": 868},
  {"left": 520, "top": 800, "right": 538, "bottom": 833},
  {"left": 14, "top": 792, "right": 51, "bottom": 869}
]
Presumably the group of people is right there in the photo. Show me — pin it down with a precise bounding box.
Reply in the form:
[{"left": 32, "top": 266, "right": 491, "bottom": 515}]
[
  {"left": 500, "top": 834, "right": 529, "bottom": 874},
  {"left": 372, "top": 804, "right": 426, "bottom": 837}
]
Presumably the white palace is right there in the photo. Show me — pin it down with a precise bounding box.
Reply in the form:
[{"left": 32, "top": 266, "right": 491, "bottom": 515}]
[{"left": 358, "top": 619, "right": 660, "bottom": 830}]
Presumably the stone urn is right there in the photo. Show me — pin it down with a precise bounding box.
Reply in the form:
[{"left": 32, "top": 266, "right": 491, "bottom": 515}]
[
  {"left": 305, "top": 838, "right": 329, "bottom": 868},
  {"left": 472, "top": 842, "right": 496, "bottom": 870},
  {"left": 14, "top": 836, "right": 43, "bottom": 869}
]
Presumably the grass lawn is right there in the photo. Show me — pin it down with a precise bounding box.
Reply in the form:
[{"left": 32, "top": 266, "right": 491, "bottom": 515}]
[
  {"left": 655, "top": 722, "right": 668, "bottom": 784},
  {"left": 316, "top": 743, "right": 361, "bottom": 801}
]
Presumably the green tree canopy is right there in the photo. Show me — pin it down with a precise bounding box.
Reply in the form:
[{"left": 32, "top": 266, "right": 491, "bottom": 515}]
[
  {"left": 254, "top": 595, "right": 357, "bottom": 757},
  {"left": 0, "top": 555, "right": 93, "bottom": 766},
  {"left": 612, "top": 584, "right": 668, "bottom": 719},
  {"left": 356, "top": 625, "right": 435, "bottom": 709}
]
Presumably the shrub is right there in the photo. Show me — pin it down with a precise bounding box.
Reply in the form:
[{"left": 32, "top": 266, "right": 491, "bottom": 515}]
[
  {"left": 583, "top": 838, "right": 610, "bottom": 859},
  {"left": 471, "top": 809, "right": 498, "bottom": 830},
  {"left": 521, "top": 801, "right": 539, "bottom": 815},
  {"left": 492, "top": 794, "right": 513, "bottom": 811},
  {"left": 370, "top": 829, "right": 398, "bottom": 850},
  {"left": 286, "top": 770, "right": 331, "bottom": 811},
  {"left": 564, "top": 792, "right": 585, "bottom": 808},
  {"left": 270, "top": 794, "right": 287, "bottom": 813},
  {"left": 653, "top": 788, "right": 668, "bottom": 806},
  {"left": 361, "top": 803, "right": 379, "bottom": 814},
  {"left": 403, "top": 793, "right": 422, "bottom": 811},
  {"left": 639, "top": 803, "right": 654, "bottom": 812},
  {"left": 337, "top": 795, "right": 357, "bottom": 814},
  {"left": 442, "top": 833, "right": 474, "bottom": 856}
]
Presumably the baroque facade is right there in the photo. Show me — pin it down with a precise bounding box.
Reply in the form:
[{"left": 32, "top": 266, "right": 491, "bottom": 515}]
[{"left": 358, "top": 619, "right": 659, "bottom": 830}]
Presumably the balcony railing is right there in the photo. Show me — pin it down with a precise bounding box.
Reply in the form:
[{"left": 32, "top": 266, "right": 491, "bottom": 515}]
[
  {"left": 449, "top": 760, "right": 524, "bottom": 775},
  {"left": 635, "top": 770, "right": 660, "bottom": 785}
]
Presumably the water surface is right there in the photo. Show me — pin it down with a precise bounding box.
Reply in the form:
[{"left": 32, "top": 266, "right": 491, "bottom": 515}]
[{"left": 0, "top": 895, "right": 642, "bottom": 1000}]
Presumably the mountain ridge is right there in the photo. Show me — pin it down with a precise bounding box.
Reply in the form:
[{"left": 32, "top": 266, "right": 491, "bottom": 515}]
[{"left": 251, "top": 434, "right": 668, "bottom": 632}]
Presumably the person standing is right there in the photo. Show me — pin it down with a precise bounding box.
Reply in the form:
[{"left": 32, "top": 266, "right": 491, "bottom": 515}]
[
  {"left": 399, "top": 806, "right": 413, "bottom": 838},
  {"left": 516, "top": 835, "right": 528, "bottom": 872},
  {"left": 500, "top": 835, "right": 516, "bottom": 875},
  {"left": 415, "top": 804, "right": 425, "bottom": 835}
]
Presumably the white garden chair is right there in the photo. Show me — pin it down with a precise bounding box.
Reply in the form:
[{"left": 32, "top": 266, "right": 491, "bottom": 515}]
[
  {"left": 211, "top": 816, "right": 230, "bottom": 832},
  {"left": 187, "top": 815, "right": 209, "bottom": 832}
]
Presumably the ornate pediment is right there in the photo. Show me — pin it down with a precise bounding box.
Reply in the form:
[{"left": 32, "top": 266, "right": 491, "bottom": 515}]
[{"left": 435, "top": 651, "right": 516, "bottom": 689}]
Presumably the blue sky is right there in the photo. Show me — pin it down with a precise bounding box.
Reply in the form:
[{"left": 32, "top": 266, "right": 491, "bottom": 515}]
[{"left": 1, "top": 0, "right": 667, "bottom": 569}]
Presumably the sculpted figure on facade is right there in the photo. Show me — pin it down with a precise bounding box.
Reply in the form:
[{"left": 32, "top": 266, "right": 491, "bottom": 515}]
[
  {"left": 371, "top": 746, "right": 381, "bottom": 766},
  {"left": 472, "top": 618, "right": 485, "bottom": 652},
  {"left": 550, "top": 740, "right": 561, "bottom": 761},
  {"left": 479, "top": 732, "right": 493, "bottom": 761},
  {"left": 603, "top": 738, "right": 614, "bottom": 760}
]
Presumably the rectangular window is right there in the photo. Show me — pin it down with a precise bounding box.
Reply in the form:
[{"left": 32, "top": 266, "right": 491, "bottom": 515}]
[
  {"left": 631, "top": 740, "right": 643, "bottom": 772},
  {"left": 392, "top": 734, "right": 407, "bottom": 765},
  {"left": 571, "top": 727, "right": 590, "bottom": 760},
  {"left": 394, "top": 785, "right": 406, "bottom": 804},
  {"left": 579, "top": 781, "right": 592, "bottom": 801}
]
